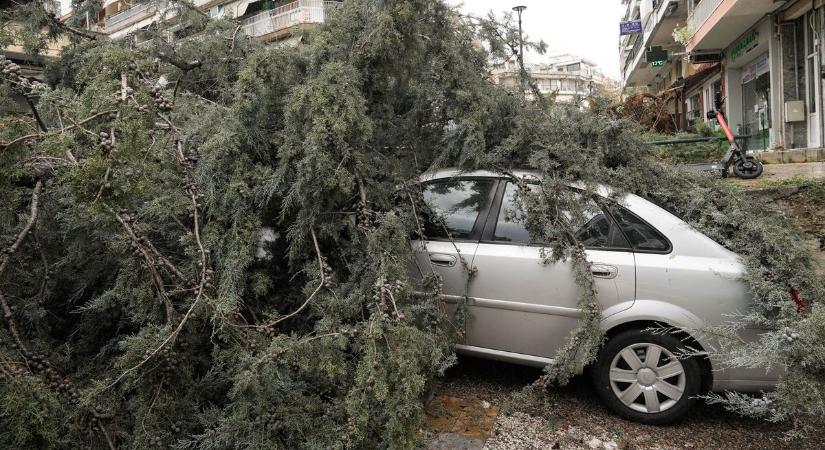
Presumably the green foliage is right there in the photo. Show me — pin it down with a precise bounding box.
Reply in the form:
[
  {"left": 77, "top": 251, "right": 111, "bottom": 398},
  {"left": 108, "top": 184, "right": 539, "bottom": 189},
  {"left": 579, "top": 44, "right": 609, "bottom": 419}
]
[
  {"left": 649, "top": 124, "right": 729, "bottom": 164},
  {"left": 1, "top": 1, "right": 824, "bottom": 448},
  {"left": 0, "top": 364, "right": 63, "bottom": 449}
]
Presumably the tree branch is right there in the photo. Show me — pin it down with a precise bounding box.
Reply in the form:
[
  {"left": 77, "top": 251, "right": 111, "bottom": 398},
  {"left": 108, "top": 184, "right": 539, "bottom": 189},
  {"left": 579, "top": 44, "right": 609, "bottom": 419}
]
[
  {"left": 0, "top": 179, "right": 44, "bottom": 353},
  {"left": 0, "top": 179, "right": 43, "bottom": 277},
  {"left": 25, "top": 96, "right": 47, "bottom": 132}
]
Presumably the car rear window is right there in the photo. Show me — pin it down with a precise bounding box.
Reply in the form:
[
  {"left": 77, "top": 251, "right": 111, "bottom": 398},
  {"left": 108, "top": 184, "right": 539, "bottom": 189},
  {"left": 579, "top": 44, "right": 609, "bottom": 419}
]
[{"left": 607, "top": 204, "right": 671, "bottom": 252}]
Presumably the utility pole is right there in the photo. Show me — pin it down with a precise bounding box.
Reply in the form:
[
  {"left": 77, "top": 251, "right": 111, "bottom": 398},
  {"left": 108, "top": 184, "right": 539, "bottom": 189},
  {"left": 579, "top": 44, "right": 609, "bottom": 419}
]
[{"left": 512, "top": 5, "right": 527, "bottom": 90}]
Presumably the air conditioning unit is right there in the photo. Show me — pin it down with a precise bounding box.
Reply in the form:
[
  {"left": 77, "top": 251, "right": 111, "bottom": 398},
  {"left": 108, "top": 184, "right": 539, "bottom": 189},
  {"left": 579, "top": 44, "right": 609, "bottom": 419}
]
[{"left": 689, "top": 52, "right": 723, "bottom": 64}]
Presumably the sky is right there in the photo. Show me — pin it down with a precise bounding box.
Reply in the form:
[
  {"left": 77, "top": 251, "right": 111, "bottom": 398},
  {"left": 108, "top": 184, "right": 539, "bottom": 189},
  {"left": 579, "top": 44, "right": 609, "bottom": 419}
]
[{"left": 448, "top": 1, "right": 627, "bottom": 80}]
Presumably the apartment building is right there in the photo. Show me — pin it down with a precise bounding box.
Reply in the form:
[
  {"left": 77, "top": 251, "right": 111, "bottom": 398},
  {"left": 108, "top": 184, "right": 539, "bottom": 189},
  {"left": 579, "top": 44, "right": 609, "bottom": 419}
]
[
  {"left": 621, "top": 0, "right": 825, "bottom": 152},
  {"left": 620, "top": 0, "right": 688, "bottom": 95},
  {"left": 1, "top": 0, "right": 70, "bottom": 112},
  {"left": 59, "top": 0, "right": 340, "bottom": 44},
  {"left": 493, "top": 55, "right": 620, "bottom": 103}
]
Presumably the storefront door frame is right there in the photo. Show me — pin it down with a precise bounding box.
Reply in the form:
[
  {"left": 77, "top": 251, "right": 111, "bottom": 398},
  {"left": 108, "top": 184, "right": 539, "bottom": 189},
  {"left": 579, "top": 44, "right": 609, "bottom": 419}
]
[{"left": 804, "top": 8, "right": 823, "bottom": 147}]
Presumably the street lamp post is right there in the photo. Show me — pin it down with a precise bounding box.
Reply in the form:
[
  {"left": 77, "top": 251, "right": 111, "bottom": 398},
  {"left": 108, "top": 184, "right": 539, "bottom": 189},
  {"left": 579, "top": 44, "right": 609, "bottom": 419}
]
[{"left": 512, "top": 5, "right": 527, "bottom": 90}]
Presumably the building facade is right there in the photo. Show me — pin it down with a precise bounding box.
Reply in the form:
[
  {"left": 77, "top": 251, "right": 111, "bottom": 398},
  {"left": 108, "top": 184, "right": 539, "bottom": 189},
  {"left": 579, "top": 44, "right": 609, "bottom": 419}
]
[
  {"left": 493, "top": 55, "right": 619, "bottom": 103},
  {"left": 57, "top": 0, "right": 340, "bottom": 45},
  {"left": 621, "top": 0, "right": 825, "bottom": 152}
]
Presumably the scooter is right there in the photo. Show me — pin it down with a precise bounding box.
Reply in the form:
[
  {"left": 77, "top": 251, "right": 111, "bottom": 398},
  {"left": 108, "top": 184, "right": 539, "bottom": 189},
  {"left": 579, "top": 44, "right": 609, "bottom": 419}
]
[{"left": 706, "top": 97, "right": 764, "bottom": 179}]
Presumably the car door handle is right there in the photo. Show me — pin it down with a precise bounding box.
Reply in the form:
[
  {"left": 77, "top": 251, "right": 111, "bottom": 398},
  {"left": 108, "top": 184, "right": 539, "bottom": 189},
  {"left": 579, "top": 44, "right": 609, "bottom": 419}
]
[
  {"left": 591, "top": 263, "right": 618, "bottom": 279},
  {"left": 429, "top": 253, "right": 457, "bottom": 267}
]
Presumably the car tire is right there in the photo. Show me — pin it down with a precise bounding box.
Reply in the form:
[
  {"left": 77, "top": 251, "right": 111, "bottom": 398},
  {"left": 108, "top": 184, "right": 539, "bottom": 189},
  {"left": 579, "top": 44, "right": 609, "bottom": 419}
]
[{"left": 591, "top": 329, "right": 702, "bottom": 425}]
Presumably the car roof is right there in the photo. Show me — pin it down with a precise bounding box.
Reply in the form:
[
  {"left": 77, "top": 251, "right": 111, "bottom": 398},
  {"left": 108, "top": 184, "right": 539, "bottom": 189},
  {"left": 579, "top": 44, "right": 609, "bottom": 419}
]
[
  {"left": 419, "top": 168, "right": 611, "bottom": 196},
  {"left": 419, "top": 168, "right": 539, "bottom": 182}
]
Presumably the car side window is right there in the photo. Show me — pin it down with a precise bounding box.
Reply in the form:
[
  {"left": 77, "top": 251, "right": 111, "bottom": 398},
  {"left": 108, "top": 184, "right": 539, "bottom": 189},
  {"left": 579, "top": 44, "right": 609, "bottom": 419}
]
[
  {"left": 493, "top": 183, "right": 627, "bottom": 248},
  {"left": 493, "top": 183, "right": 536, "bottom": 243},
  {"left": 608, "top": 203, "right": 671, "bottom": 252},
  {"left": 421, "top": 180, "right": 493, "bottom": 240}
]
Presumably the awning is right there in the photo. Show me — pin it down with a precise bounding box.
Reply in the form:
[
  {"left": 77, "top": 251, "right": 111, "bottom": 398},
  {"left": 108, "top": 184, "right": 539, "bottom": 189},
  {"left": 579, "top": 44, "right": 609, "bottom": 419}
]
[{"left": 658, "top": 63, "right": 720, "bottom": 97}]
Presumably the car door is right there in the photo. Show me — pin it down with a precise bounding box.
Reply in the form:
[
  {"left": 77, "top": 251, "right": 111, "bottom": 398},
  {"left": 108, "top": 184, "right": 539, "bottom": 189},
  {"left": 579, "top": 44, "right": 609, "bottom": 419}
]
[
  {"left": 465, "top": 182, "right": 636, "bottom": 359},
  {"left": 410, "top": 178, "right": 497, "bottom": 335}
]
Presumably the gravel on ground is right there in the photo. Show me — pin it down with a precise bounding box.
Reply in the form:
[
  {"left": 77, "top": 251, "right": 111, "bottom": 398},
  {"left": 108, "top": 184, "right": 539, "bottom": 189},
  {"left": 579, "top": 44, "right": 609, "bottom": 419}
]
[{"left": 424, "top": 357, "right": 825, "bottom": 450}]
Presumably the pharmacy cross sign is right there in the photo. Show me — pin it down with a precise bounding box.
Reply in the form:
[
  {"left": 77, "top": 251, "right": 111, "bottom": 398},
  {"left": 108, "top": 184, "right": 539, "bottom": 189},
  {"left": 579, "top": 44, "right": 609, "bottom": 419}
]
[{"left": 646, "top": 46, "right": 668, "bottom": 67}]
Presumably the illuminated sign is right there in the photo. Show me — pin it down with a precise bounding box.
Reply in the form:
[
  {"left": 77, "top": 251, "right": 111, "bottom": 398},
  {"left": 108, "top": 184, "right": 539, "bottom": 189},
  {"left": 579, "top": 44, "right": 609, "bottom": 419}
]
[
  {"left": 730, "top": 30, "right": 759, "bottom": 62},
  {"left": 646, "top": 46, "right": 668, "bottom": 67}
]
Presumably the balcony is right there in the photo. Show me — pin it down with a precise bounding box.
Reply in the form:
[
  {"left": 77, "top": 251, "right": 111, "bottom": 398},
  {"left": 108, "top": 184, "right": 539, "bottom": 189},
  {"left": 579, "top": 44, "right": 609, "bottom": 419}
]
[
  {"left": 241, "top": 0, "right": 340, "bottom": 40},
  {"left": 620, "top": 1, "right": 686, "bottom": 87},
  {"left": 686, "top": 0, "right": 723, "bottom": 37},
  {"left": 686, "top": 0, "right": 784, "bottom": 51},
  {"left": 104, "top": 1, "right": 158, "bottom": 33}
]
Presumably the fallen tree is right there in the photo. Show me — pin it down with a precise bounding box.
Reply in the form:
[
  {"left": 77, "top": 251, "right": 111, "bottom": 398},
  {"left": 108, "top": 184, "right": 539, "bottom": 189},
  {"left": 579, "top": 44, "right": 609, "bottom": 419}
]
[{"left": 1, "top": 1, "right": 823, "bottom": 448}]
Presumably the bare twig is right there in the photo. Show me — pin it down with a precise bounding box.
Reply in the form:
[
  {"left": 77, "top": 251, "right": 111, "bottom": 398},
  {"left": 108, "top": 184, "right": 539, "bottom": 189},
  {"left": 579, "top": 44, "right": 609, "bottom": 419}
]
[
  {"left": 230, "top": 25, "right": 242, "bottom": 51},
  {"left": 97, "top": 422, "right": 116, "bottom": 450},
  {"left": 245, "top": 229, "right": 326, "bottom": 330},
  {"left": 92, "top": 166, "right": 112, "bottom": 203},
  {"left": 101, "top": 139, "right": 211, "bottom": 391},
  {"left": 141, "top": 376, "right": 165, "bottom": 433},
  {"left": 1, "top": 109, "right": 118, "bottom": 149}
]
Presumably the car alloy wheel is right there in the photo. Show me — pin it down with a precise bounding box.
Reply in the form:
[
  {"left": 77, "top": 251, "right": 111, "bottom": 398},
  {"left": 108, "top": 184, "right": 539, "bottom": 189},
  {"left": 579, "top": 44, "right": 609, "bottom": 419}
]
[
  {"left": 592, "top": 329, "right": 703, "bottom": 424},
  {"left": 608, "top": 343, "right": 686, "bottom": 414}
]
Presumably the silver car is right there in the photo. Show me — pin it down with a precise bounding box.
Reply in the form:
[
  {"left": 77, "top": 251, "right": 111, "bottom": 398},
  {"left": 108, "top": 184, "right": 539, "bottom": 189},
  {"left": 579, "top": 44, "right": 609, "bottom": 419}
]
[{"left": 411, "top": 169, "right": 775, "bottom": 424}]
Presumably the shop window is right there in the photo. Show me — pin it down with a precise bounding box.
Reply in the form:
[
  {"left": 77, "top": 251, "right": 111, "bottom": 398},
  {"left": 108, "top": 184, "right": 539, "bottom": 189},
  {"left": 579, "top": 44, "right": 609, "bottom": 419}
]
[
  {"left": 741, "top": 53, "right": 771, "bottom": 150},
  {"left": 686, "top": 94, "right": 701, "bottom": 128}
]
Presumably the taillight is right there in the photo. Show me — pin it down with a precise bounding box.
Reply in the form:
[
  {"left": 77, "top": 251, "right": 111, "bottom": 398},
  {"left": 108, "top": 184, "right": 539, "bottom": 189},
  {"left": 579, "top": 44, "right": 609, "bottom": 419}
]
[{"left": 791, "top": 288, "right": 808, "bottom": 314}]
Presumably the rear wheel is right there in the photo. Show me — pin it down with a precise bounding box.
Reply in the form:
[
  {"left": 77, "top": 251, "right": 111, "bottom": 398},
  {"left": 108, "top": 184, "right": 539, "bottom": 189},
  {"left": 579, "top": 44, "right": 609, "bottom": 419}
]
[
  {"left": 592, "top": 329, "right": 702, "bottom": 425},
  {"left": 733, "top": 156, "right": 763, "bottom": 179}
]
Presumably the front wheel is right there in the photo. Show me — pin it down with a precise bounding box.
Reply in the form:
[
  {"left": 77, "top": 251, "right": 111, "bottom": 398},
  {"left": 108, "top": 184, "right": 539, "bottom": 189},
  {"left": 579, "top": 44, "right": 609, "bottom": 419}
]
[
  {"left": 733, "top": 156, "right": 763, "bottom": 179},
  {"left": 591, "top": 329, "right": 703, "bottom": 425}
]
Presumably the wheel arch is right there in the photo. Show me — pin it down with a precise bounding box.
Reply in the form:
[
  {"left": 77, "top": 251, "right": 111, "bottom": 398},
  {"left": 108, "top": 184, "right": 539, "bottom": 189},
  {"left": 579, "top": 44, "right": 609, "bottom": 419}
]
[{"left": 601, "top": 319, "right": 714, "bottom": 394}]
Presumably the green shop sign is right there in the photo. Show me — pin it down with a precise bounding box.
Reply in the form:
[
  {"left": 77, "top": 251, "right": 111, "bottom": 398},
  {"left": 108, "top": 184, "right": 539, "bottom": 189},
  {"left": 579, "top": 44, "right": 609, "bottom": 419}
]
[{"left": 730, "top": 30, "right": 759, "bottom": 62}]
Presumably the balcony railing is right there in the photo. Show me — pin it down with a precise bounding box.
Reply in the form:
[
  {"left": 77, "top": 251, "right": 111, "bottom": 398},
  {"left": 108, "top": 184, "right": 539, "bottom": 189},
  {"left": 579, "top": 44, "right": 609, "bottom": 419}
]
[
  {"left": 105, "top": 0, "right": 158, "bottom": 31},
  {"left": 687, "top": 0, "right": 723, "bottom": 37},
  {"left": 241, "top": 0, "right": 339, "bottom": 39},
  {"left": 622, "top": 35, "right": 643, "bottom": 80}
]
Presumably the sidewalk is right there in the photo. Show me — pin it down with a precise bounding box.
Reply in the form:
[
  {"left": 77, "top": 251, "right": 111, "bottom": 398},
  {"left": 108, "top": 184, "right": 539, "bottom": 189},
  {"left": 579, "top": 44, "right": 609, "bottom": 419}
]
[
  {"left": 736, "top": 161, "right": 825, "bottom": 187},
  {"left": 759, "top": 148, "right": 825, "bottom": 164}
]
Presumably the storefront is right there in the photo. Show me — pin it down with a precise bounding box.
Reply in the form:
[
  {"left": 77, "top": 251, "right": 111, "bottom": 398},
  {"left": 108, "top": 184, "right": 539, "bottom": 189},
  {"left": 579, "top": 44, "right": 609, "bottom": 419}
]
[
  {"left": 741, "top": 53, "right": 771, "bottom": 150},
  {"left": 777, "top": 3, "right": 825, "bottom": 149},
  {"left": 682, "top": 65, "right": 721, "bottom": 131},
  {"left": 723, "top": 19, "right": 775, "bottom": 150}
]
